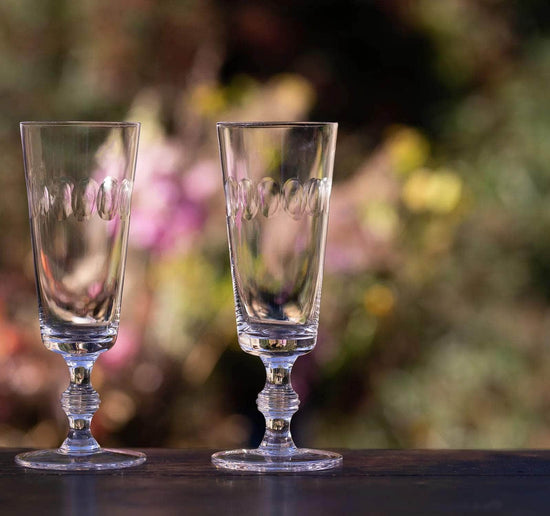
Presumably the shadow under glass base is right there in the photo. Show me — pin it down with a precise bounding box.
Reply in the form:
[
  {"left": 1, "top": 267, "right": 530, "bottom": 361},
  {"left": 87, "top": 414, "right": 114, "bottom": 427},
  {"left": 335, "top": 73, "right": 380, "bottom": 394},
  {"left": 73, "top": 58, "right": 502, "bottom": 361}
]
[
  {"left": 15, "top": 448, "right": 146, "bottom": 471},
  {"left": 212, "top": 448, "right": 342, "bottom": 472}
]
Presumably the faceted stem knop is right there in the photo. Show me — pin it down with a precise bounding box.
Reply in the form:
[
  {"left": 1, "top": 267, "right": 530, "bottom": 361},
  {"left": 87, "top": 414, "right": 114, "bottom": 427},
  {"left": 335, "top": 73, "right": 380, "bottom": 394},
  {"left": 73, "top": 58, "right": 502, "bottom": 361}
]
[
  {"left": 257, "top": 357, "right": 299, "bottom": 455},
  {"left": 59, "top": 356, "right": 101, "bottom": 455}
]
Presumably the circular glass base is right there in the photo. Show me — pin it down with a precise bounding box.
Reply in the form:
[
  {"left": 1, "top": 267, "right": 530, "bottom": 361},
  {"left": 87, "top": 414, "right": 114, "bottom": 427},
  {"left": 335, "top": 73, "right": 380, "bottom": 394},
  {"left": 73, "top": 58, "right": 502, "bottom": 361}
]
[
  {"left": 212, "top": 448, "right": 342, "bottom": 472},
  {"left": 15, "top": 448, "right": 146, "bottom": 471}
]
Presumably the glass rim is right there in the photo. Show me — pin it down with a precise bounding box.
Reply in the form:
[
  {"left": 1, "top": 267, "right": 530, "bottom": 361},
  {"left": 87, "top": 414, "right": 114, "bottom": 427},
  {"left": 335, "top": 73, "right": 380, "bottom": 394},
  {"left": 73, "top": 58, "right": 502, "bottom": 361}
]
[
  {"left": 217, "top": 121, "right": 337, "bottom": 128},
  {"left": 20, "top": 121, "right": 140, "bottom": 128}
]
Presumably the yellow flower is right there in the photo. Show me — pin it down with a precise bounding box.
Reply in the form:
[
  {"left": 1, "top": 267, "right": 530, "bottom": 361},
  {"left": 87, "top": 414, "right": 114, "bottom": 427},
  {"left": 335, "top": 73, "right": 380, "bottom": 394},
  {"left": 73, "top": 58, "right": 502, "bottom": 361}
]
[
  {"left": 386, "top": 126, "right": 430, "bottom": 176},
  {"left": 364, "top": 284, "right": 395, "bottom": 317},
  {"left": 426, "top": 170, "right": 463, "bottom": 213},
  {"left": 268, "top": 74, "right": 315, "bottom": 116},
  {"left": 189, "top": 83, "right": 226, "bottom": 116},
  {"left": 362, "top": 201, "right": 400, "bottom": 239},
  {"left": 402, "top": 169, "right": 431, "bottom": 212},
  {"left": 402, "top": 168, "right": 462, "bottom": 213}
]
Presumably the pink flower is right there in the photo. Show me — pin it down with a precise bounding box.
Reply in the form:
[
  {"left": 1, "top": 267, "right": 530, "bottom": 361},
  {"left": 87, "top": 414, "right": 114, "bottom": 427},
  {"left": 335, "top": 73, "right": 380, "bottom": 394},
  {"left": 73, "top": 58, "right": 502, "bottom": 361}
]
[
  {"left": 100, "top": 326, "right": 140, "bottom": 370},
  {"left": 130, "top": 141, "right": 213, "bottom": 254},
  {"left": 182, "top": 160, "right": 219, "bottom": 202},
  {"left": 131, "top": 174, "right": 206, "bottom": 253}
]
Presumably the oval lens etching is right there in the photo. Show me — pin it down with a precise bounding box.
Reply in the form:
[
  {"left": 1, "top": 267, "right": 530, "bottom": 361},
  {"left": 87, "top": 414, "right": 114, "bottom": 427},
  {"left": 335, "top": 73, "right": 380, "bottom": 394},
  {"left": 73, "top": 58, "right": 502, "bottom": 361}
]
[
  {"left": 258, "top": 178, "right": 280, "bottom": 218},
  {"left": 97, "top": 177, "right": 119, "bottom": 220},
  {"left": 225, "top": 178, "right": 328, "bottom": 221},
  {"left": 72, "top": 178, "right": 99, "bottom": 221}
]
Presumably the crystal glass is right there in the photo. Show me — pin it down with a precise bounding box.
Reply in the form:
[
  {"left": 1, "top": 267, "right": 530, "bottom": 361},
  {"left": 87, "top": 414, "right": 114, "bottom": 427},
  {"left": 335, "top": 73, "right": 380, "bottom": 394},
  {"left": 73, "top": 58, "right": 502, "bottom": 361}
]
[
  {"left": 212, "top": 121, "right": 342, "bottom": 472},
  {"left": 15, "top": 122, "right": 145, "bottom": 471}
]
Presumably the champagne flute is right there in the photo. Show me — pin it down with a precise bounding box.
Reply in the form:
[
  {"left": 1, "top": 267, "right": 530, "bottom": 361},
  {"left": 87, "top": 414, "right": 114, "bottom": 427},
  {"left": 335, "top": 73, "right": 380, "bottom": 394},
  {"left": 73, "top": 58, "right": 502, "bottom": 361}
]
[
  {"left": 16, "top": 121, "right": 145, "bottom": 470},
  {"left": 212, "top": 122, "right": 342, "bottom": 472}
]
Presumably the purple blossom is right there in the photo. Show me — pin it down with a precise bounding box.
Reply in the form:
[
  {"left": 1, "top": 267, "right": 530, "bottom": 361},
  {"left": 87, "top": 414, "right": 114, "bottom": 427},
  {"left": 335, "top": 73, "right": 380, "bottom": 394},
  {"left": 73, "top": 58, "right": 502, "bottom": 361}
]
[
  {"left": 100, "top": 326, "right": 140, "bottom": 370},
  {"left": 130, "top": 142, "right": 217, "bottom": 254}
]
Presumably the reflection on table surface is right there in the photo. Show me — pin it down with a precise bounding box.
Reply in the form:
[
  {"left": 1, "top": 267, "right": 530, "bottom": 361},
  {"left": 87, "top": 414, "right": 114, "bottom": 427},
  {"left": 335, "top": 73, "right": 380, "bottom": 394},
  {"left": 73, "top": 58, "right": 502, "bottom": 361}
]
[{"left": 3, "top": 449, "right": 550, "bottom": 515}]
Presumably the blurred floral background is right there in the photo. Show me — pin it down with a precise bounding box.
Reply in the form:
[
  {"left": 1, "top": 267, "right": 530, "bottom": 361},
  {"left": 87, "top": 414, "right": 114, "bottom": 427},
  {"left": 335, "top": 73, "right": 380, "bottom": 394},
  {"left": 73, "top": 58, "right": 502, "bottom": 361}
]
[{"left": 2, "top": 0, "right": 550, "bottom": 450}]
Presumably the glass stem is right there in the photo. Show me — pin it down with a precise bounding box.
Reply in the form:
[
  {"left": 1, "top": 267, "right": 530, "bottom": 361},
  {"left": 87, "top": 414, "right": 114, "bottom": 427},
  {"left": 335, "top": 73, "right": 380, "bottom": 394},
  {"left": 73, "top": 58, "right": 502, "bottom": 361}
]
[
  {"left": 59, "top": 355, "right": 101, "bottom": 455},
  {"left": 257, "top": 356, "right": 300, "bottom": 455}
]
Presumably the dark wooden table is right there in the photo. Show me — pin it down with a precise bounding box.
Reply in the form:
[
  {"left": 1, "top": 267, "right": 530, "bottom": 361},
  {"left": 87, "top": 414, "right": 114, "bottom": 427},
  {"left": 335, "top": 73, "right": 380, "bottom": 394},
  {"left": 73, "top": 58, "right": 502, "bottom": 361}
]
[{"left": 2, "top": 449, "right": 550, "bottom": 515}]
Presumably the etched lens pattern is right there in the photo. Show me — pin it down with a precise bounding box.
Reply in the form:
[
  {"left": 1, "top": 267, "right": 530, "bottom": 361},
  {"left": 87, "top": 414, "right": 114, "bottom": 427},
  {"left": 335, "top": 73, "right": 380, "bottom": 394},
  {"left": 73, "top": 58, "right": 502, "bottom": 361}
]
[
  {"left": 226, "top": 177, "right": 329, "bottom": 221},
  {"left": 226, "top": 176, "right": 331, "bottom": 339},
  {"left": 34, "top": 177, "right": 133, "bottom": 222},
  {"left": 30, "top": 176, "right": 134, "bottom": 353}
]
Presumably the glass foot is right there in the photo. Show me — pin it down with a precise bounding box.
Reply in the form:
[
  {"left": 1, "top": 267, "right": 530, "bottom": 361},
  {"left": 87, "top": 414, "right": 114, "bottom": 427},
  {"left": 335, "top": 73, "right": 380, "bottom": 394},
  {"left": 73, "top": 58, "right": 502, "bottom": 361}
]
[
  {"left": 15, "top": 448, "right": 146, "bottom": 471},
  {"left": 212, "top": 448, "right": 342, "bottom": 472}
]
